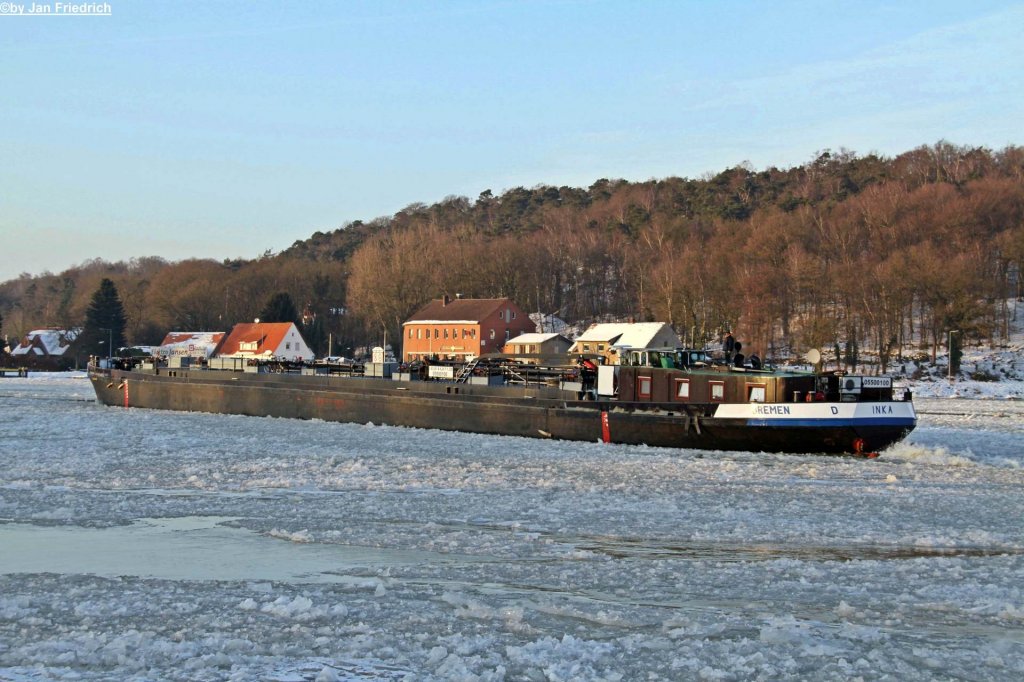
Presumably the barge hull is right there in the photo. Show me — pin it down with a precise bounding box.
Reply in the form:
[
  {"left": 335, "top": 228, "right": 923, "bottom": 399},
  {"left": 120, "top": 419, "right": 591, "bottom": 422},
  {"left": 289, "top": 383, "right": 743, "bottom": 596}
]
[{"left": 90, "top": 368, "right": 913, "bottom": 455}]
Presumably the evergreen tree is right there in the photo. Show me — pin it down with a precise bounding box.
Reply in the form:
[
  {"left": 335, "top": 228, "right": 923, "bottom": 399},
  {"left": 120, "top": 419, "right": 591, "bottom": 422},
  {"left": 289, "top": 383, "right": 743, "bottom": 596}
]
[
  {"left": 259, "top": 292, "right": 300, "bottom": 324},
  {"left": 81, "top": 278, "right": 127, "bottom": 357}
]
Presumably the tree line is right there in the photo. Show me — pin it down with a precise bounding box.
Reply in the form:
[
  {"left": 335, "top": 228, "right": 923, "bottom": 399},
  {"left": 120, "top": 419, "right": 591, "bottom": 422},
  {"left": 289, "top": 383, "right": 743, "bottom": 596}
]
[{"left": 2, "top": 141, "right": 1022, "bottom": 369}]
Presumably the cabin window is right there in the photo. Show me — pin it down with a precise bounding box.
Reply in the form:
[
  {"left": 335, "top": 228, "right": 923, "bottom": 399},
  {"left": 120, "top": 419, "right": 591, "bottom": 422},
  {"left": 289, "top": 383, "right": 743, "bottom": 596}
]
[
  {"left": 747, "top": 384, "right": 767, "bottom": 403},
  {"left": 710, "top": 381, "right": 725, "bottom": 402},
  {"left": 637, "top": 375, "right": 652, "bottom": 399},
  {"left": 675, "top": 378, "right": 690, "bottom": 400},
  {"left": 583, "top": 344, "right": 591, "bottom": 352}
]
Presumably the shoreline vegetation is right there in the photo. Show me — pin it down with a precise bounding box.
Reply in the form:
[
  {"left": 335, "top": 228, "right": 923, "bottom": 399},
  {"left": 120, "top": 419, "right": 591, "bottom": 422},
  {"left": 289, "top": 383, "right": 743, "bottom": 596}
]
[{"left": 2, "top": 142, "right": 1022, "bottom": 374}]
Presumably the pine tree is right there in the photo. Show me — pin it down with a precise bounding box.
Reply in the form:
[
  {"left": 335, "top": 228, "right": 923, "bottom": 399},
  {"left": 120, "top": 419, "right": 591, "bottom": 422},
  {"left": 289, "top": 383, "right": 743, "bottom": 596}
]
[
  {"left": 82, "top": 278, "right": 127, "bottom": 357},
  {"left": 259, "top": 292, "right": 300, "bottom": 325}
]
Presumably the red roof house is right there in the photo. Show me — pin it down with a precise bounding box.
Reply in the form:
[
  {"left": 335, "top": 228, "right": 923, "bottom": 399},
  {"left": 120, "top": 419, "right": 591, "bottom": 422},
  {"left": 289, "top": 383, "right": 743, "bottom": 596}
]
[{"left": 213, "top": 322, "right": 314, "bottom": 361}]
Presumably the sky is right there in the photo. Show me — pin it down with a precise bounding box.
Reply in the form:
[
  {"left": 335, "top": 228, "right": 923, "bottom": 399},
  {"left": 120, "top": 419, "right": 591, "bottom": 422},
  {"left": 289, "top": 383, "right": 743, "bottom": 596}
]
[{"left": 0, "top": 0, "right": 1021, "bottom": 283}]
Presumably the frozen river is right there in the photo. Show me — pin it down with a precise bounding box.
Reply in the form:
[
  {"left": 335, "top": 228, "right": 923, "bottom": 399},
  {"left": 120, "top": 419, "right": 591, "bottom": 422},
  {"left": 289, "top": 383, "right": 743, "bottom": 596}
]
[{"left": 1, "top": 374, "right": 1022, "bottom": 681}]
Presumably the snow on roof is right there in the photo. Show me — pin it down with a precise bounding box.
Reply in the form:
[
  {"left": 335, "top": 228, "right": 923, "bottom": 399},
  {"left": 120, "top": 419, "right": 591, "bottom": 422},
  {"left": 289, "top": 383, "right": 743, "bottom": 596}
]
[
  {"left": 10, "top": 328, "right": 80, "bottom": 356},
  {"left": 529, "top": 312, "right": 570, "bottom": 334},
  {"left": 157, "top": 331, "right": 226, "bottom": 357},
  {"left": 506, "top": 333, "right": 566, "bottom": 345},
  {"left": 573, "top": 322, "right": 678, "bottom": 348}
]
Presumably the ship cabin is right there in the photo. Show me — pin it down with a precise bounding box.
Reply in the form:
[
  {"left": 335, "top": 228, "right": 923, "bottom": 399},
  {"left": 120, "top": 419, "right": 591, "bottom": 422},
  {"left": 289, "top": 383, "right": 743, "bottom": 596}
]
[{"left": 612, "top": 347, "right": 903, "bottom": 406}]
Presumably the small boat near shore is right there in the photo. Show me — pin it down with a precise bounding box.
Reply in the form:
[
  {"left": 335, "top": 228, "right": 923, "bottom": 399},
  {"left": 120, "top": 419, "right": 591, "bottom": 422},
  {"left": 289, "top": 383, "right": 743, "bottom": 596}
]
[{"left": 88, "top": 346, "right": 916, "bottom": 456}]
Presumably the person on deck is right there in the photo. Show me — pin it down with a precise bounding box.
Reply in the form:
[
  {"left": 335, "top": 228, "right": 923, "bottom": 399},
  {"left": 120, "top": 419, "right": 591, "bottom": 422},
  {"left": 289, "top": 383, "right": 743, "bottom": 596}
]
[{"left": 723, "top": 331, "right": 736, "bottom": 363}]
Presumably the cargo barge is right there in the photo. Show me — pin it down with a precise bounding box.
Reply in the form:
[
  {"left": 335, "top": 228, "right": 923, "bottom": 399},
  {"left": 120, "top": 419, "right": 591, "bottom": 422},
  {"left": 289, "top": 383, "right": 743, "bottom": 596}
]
[{"left": 88, "top": 347, "right": 915, "bottom": 456}]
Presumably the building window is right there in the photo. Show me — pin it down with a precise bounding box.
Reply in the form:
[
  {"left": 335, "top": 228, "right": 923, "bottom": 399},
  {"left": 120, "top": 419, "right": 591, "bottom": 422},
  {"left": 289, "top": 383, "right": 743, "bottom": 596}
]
[
  {"left": 408, "top": 328, "right": 413, "bottom": 338},
  {"left": 444, "top": 328, "right": 449, "bottom": 339},
  {"left": 505, "top": 329, "right": 510, "bottom": 341},
  {"left": 286, "top": 342, "right": 291, "bottom": 350},
  {"left": 583, "top": 344, "right": 590, "bottom": 352},
  {"left": 434, "top": 329, "right": 439, "bottom": 339},
  {"left": 637, "top": 375, "right": 652, "bottom": 399},
  {"left": 490, "top": 329, "right": 496, "bottom": 340},
  {"left": 598, "top": 344, "right": 605, "bottom": 352},
  {"left": 498, "top": 310, "right": 504, "bottom": 321},
  {"left": 710, "top": 381, "right": 725, "bottom": 402},
  {"left": 512, "top": 311, "right": 516, "bottom": 319},
  {"left": 748, "top": 384, "right": 767, "bottom": 403},
  {"left": 675, "top": 379, "right": 690, "bottom": 400},
  {"left": 417, "top": 329, "right": 422, "bottom": 339}
]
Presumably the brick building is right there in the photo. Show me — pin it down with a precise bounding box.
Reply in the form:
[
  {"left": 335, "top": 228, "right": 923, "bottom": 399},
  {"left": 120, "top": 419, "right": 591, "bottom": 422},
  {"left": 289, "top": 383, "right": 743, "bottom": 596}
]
[{"left": 402, "top": 297, "right": 535, "bottom": 362}]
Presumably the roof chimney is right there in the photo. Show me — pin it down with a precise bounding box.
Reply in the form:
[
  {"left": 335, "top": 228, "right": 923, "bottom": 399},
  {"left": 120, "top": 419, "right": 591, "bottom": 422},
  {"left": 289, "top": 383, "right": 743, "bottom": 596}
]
[{"left": 442, "top": 295, "right": 451, "bottom": 306}]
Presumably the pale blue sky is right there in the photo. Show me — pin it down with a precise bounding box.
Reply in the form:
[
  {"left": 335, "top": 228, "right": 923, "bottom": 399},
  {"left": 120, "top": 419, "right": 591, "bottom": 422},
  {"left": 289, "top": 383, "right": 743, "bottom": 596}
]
[{"left": 1, "top": 0, "right": 1021, "bottom": 282}]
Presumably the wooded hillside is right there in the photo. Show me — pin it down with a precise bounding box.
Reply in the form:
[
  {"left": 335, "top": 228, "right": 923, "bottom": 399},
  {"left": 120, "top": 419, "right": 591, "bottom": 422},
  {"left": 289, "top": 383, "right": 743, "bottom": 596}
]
[{"left": 2, "top": 142, "right": 1022, "bottom": 366}]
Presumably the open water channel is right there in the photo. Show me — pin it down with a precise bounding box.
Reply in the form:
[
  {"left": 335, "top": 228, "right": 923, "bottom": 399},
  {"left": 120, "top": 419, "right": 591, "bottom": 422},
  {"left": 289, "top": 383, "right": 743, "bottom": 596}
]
[{"left": 1, "top": 374, "right": 1022, "bottom": 680}]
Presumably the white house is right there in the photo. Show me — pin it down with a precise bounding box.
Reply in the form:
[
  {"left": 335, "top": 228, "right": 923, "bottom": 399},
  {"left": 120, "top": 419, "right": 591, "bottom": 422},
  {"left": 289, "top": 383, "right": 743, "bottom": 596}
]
[
  {"left": 214, "top": 322, "right": 314, "bottom": 361},
  {"left": 568, "top": 322, "right": 681, "bottom": 365}
]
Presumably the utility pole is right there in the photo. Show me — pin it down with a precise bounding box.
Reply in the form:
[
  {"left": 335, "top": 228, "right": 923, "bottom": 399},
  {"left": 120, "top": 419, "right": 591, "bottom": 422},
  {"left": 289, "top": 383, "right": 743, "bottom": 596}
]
[
  {"left": 947, "top": 329, "right": 960, "bottom": 380},
  {"left": 98, "top": 327, "right": 113, "bottom": 367}
]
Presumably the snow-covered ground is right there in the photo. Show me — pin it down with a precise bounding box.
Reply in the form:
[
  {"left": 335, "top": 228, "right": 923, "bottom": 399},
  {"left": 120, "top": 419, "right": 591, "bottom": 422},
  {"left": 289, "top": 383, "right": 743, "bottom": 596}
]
[{"left": 1, "top": 374, "right": 1023, "bottom": 681}]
